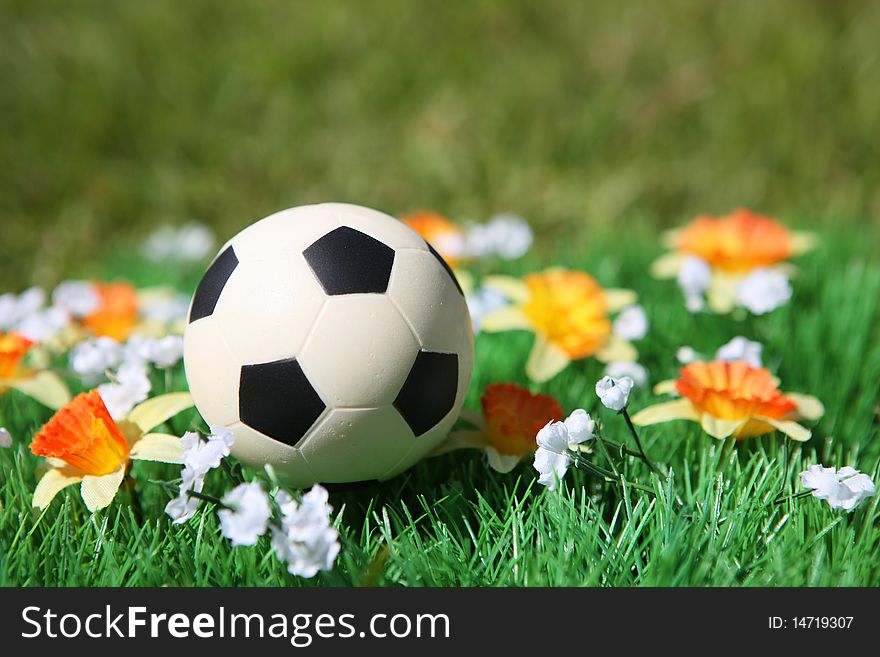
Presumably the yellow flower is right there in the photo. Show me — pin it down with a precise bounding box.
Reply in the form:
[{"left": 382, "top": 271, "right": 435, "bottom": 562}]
[
  {"left": 631, "top": 360, "right": 824, "bottom": 441},
  {"left": 651, "top": 209, "right": 815, "bottom": 314},
  {"left": 81, "top": 282, "right": 140, "bottom": 341},
  {"left": 433, "top": 383, "right": 564, "bottom": 472},
  {"left": 479, "top": 268, "right": 639, "bottom": 382},
  {"left": 0, "top": 331, "right": 70, "bottom": 409},
  {"left": 30, "top": 389, "right": 194, "bottom": 511}
]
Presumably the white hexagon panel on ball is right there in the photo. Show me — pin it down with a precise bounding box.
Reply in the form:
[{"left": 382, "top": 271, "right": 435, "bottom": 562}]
[{"left": 183, "top": 203, "right": 474, "bottom": 487}]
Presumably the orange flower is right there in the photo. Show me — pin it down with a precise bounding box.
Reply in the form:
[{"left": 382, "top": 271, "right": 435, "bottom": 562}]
[
  {"left": 482, "top": 383, "right": 564, "bottom": 456},
  {"left": 82, "top": 282, "right": 139, "bottom": 340},
  {"left": 31, "top": 391, "right": 130, "bottom": 476},
  {"left": 632, "top": 359, "right": 823, "bottom": 441},
  {"left": 29, "top": 389, "right": 194, "bottom": 511},
  {"left": 403, "top": 211, "right": 466, "bottom": 266},
  {"left": 0, "top": 331, "right": 69, "bottom": 409},
  {"left": 479, "top": 268, "right": 639, "bottom": 382},
  {"left": 0, "top": 332, "right": 34, "bottom": 379},
  {"left": 675, "top": 209, "right": 796, "bottom": 273},
  {"left": 432, "top": 383, "right": 563, "bottom": 472}
]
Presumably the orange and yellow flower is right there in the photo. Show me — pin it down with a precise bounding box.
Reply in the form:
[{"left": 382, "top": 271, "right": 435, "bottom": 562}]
[
  {"left": 631, "top": 360, "right": 823, "bottom": 441},
  {"left": 81, "top": 282, "right": 140, "bottom": 341},
  {"left": 0, "top": 331, "right": 69, "bottom": 409},
  {"left": 403, "top": 211, "right": 467, "bottom": 266},
  {"left": 433, "top": 383, "right": 563, "bottom": 472},
  {"left": 478, "top": 268, "right": 640, "bottom": 382},
  {"left": 30, "top": 389, "right": 194, "bottom": 511},
  {"left": 651, "top": 209, "right": 815, "bottom": 313}
]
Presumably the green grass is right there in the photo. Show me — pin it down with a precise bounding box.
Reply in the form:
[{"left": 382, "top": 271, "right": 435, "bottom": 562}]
[{"left": 2, "top": 228, "right": 879, "bottom": 587}]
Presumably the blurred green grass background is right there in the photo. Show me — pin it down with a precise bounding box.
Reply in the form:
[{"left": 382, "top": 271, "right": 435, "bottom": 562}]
[{"left": 2, "top": 0, "right": 880, "bottom": 291}]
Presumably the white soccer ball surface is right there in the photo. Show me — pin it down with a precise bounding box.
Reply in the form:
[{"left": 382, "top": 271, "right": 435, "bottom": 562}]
[{"left": 183, "top": 203, "right": 474, "bottom": 487}]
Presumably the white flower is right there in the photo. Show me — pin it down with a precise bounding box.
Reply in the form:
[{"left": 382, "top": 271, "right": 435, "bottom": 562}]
[
  {"left": 595, "top": 376, "right": 634, "bottom": 411},
  {"left": 16, "top": 306, "right": 70, "bottom": 342},
  {"left": 466, "top": 287, "right": 507, "bottom": 332},
  {"left": 272, "top": 486, "right": 340, "bottom": 578},
  {"left": 218, "top": 482, "right": 272, "bottom": 546},
  {"left": 97, "top": 362, "right": 151, "bottom": 420},
  {"left": 612, "top": 305, "right": 649, "bottom": 341},
  {"left": 143, "top": 222, "right": 216, "bottom": 263},
  {"left": 715, "top": 336, "right": 763, "bottom": 367},
  {"left": 51, "top": 280, "right": 101, "bottom": 318},
  {"left": 140, "top": 293, "right": 190, "bottom": 324},
  {"left": 0, "top": 427, "right": 12, "bottom": 448},
  {"left": 604, "top": 361, "right": 648, "bottom": 388},
  {"left": 736, "top": 268, "right": 792, "bottom": 315},
  {"left": 533, "top": 410, "right": 594, "bottom": 491},
  {"left": 465, "top": 213, "right": 533, "bottom": 260},
  {"left": 678, "top": 256, "right": 711, "bottom": 294},
  {"left": 165, "top": 427, "right": 235, "bottom": 524},
  {"left": 0, "top": 287, "right": 46, "bottom": 330},
  {"left": 676, "top": 346, "right": 699, "bottom": 364},
  {"left": 147, "top": 335, "right": 184, "bottom": 368},
  {"left": 69, "top": 336, "right": 123, "bottom": 380},
  {"left": 800, "top": 465, "right": 876, "bottom": 511}
]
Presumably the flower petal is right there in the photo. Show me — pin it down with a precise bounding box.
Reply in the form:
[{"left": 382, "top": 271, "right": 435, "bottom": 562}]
[
  {"left": 652, "top": 379, "right": 678, "bottom": 395},
  {"left": 6, "top": 371, "right": 71, "bottom": 410},
  {"left": 479, "top": 306, "right": 532, "bottom": 332},
  {"left": 129, "top": 432, "right": 184, "bottom": 464},
  {"left": 33, "top": 466, "right": 84, "bottom": 510},
  {"left": 604, "top": 288, "right": 638, "bottom": 312},
  {"left": 126, "top": 391, "right": 194, "bottom": 433},
  {"left": 485, "top": 446, "right": 523, "bottom": 473},
  {"left": 706, "top": 275, "right": 739, "bottom": 314},
  {"left": 80, "top": 465, "right": 126, "bottom": 512},
  {"left": 786, "top": 393, "right": 825, "bottom": 421},
  {"left": 790, "top": 231, "right": 817, "bottom": 255},
  {"left": 526, "top": 335, "right": 571, "bottom": 383},
  {"left": 595, "top": 335, "right": 638, "bottom": 363},
  {"left": 481, "top": 275, "right": 531, "bottom": 303},
  {"left": 429, "top": 429, "right": 488, "bottom": 456},
  {"left": 650, "top": 252, "right": 684, "bottom": 279},
  {"left": 758, "top": 416, "right": 812, "bottom": 442},
  {"left": 700, "top": 414, "right": 746, "bottom": 440},
  {"left": 630, "top": 399, "right": 700, "bottom": 426}
]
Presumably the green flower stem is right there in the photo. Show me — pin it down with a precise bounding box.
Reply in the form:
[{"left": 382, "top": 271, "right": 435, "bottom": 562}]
[
  {"left": 571, "top": 453, "right": 656, "bottom": 495},
  {"left": 621, "top": 407, "right": 660, "bottom": 475}
]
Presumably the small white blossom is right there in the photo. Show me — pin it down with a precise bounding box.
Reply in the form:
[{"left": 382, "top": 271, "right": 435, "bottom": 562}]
[
  {"left": 465, "top": 213, "right": 533, "bottom": 260},
  {"left": 165, "top": 427, "right": 235, "bottom": 523},
  {"left": 466, "top": 287, "right": 507, "bottom": 332},
  {"left": 0, "top": 287, "right": 46, "bottom": 330},
  {"left": 140, "top": 293, "right": 190, "bottom": 324},
  {"left": 736, "top": 268, "right": 792, "bottom": 315},
  {"left": 0, "top": 427, "right": 12, "bottom": 448},
  {"left": 69, "top": 336, "right": 123, "bottom": 380},
  {"left": 800, "top": 465, "right": 876, "bottom": 511},
  {"left": 533, "top": 410, "right": 595, "bottom": 491},
  {"left": 605, "top": 361, "right": 648, "bottom": 388},
  {"left": 272, "top": 486, "right": 340, "bottom": 578},
  {"left": 97, "top": 362, "right": 151, "bottom": 420},
  {"left": 219, "top": 482, "right": 272, "bottom": 546},
  {"left": 612, "top": 305, "right": 649, "bottom": 341},
  {"left": 143, "top": 222, "right": 216, "bottom": 263},
  {"left": 676, "top": 346, "right": 699, "bottom": 364},
  {"left": 715, "top": 336, "right": 763, "bottom": 367},
  {"left": 595, "top": 376, "right": 634, "bottom": 411},
  {"left": 149, "top": 335, "right": 184, "bottom": 368},
  {"left": 677, "top": 256, "right": 711, "bottom": 312},
  {"left": 51, "top": 280, "right": 101, "bottom": 318},
  {"left": 16, "top": 306, "right": 70, "bottom": 342}
]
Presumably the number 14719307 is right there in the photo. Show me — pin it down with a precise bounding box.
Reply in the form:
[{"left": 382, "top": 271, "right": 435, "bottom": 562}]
[{"left": 768, "top": 617, "right": 853, "bottom": 629}]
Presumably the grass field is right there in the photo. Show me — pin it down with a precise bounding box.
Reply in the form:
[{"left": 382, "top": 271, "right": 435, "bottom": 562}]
[{"left": 2, "top": 1, "right": 880, "bottom": 586}]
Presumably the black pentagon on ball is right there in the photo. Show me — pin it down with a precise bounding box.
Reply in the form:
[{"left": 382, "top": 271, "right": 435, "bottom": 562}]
[
  {"left": 239, "top": 357, "right": 325, "bottom": 447},
  {"left": 394, "top": 350, "right": 459, "bottom": 437},
  {"left": 424, "top": 241, "right": 464, "bottom": 296},
  {"left": 303, "top": 226, "right": 395, "bottom": 295},
  {"left": 189, "top": 246, "right": 239, "bottom": 322}
]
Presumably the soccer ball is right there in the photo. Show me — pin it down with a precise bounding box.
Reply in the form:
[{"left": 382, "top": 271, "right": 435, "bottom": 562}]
[{"left": 183, "top": 203, "right": 474, "bottom": 487}]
